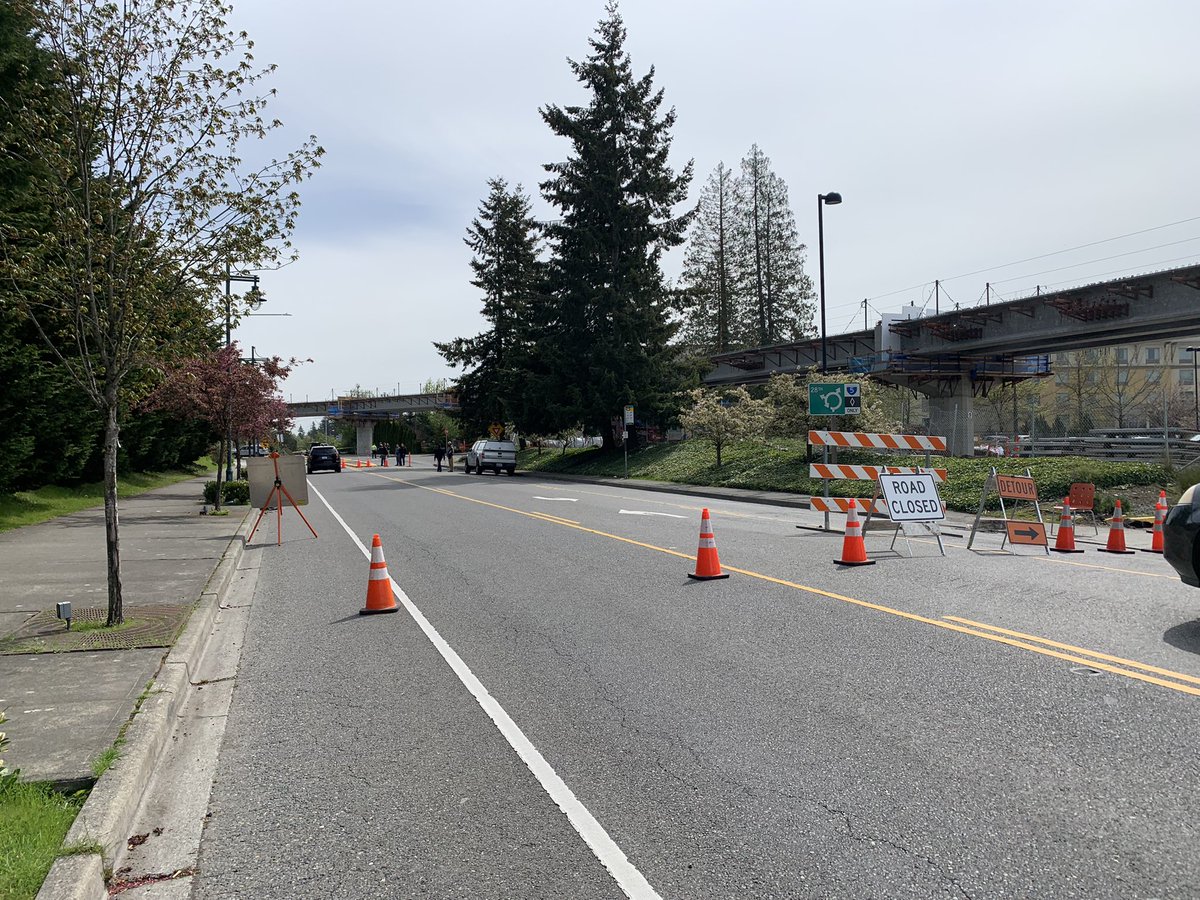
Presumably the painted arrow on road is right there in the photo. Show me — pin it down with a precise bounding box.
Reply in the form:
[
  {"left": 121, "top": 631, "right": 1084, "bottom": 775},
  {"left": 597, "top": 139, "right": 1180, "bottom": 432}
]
[{"left": 619, "top": 509, "right": 687, "bottom": 519}]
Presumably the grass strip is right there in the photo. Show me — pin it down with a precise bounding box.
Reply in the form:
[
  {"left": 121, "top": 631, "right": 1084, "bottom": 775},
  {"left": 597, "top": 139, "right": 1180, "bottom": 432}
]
[
  {"left": 0, "top": 779, "right": 86, "bottom": 900},
  {"left": 0, "top": 462, "right": 214, "bottom": 533}
]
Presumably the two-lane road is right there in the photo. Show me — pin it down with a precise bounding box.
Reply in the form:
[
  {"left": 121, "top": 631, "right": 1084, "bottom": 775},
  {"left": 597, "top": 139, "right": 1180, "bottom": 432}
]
[{"left": 191, "top": 466, "right": 1200, "bottom": 898}]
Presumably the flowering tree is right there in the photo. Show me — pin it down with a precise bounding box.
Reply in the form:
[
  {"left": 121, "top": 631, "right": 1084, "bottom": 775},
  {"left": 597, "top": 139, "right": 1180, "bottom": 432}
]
[
  {"left": 679, "top": 386, "right": 768, "bottom": 467},
  {"left": 1, "top": 0, "right": 322, "bottom": 625},
  {"left": 146, "top": 344, "right": 294, "bottom": 510}
]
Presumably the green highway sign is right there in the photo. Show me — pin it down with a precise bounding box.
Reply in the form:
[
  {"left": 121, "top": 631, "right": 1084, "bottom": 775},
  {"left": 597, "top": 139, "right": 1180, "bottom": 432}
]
[{"left": 809, "top": 383, "right": 861, "bottom": 416}]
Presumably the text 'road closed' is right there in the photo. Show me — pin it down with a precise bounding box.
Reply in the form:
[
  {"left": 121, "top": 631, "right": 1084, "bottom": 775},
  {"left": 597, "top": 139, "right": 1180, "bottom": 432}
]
[{"left": 878, "top": 473, "right": 944, "bottom": 522}]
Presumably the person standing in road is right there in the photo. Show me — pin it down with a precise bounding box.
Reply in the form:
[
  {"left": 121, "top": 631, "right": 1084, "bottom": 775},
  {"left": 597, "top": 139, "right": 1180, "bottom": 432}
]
[
  {"left": 371, "top": 442, "right": 377, "bottom": 460},
  {"left": 396, "top": 443, "right": 406, "bottom": 467},
  {"left": 433, "top": 444, "right": 445, "bottom": 472},
  {"left": 380, "top": 441, "right": 389, "bottom": 461}
]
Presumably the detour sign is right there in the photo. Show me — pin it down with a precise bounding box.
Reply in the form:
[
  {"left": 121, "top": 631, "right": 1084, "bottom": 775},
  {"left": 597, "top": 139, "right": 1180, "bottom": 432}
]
[{"left": 996, "top": 474, "right": 1038, "bottom": 500}]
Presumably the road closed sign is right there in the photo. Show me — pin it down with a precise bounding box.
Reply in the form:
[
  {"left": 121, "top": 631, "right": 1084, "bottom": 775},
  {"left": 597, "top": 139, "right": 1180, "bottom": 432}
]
[{"left": 878, "top": 473, "right": 944, "bottom": 522}]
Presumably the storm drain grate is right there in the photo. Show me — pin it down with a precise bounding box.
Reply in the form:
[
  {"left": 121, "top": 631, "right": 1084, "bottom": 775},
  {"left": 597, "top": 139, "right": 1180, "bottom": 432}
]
[{"left": 0, "top": 605, "right": 192, "bottom": 655}]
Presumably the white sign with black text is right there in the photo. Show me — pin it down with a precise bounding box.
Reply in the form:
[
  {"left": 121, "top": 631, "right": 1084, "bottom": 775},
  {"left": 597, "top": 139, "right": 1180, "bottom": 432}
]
[{"left": 878, "top": 472, "right": 944, "bottom": 522}]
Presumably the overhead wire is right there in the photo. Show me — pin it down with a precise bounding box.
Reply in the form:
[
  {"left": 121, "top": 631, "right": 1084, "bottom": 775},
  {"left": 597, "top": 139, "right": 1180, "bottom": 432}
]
[{"left": 864, "top": 214, "right": 1200, "bottom": 303}]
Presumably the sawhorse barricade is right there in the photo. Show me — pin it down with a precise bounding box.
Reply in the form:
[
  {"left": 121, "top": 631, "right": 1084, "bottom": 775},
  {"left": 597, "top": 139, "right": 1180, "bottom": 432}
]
[
  {"left": 966, "top": 467, "right": 1049, "bottom": 555},
  {"left": 807, "top": 431, "right": 948, "bottom": 556}
]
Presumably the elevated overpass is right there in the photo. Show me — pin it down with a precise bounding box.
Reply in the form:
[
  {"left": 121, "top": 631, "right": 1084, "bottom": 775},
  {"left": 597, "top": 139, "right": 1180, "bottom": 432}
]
[
  {"left": 286, "top": 392, "right": 458, "bottom": 456},
  {"left": 704, "top": 263, "right": 1200, "bottom": 454}
]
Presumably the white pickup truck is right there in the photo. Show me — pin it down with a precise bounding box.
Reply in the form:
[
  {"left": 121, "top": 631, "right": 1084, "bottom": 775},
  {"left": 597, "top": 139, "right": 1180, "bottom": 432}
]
[{"left": 465, "top": 439, "right": 518, "bottom": 475}]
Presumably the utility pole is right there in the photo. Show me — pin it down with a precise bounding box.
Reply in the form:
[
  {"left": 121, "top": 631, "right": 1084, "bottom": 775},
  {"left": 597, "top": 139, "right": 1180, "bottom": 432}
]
[{"left": 862, "top": 298, "right": 869, "bottom": 331}]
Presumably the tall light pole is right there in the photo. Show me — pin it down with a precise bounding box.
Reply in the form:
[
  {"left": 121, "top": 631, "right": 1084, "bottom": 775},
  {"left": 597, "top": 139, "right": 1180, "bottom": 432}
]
[
  {"left": 817, "top": 192, "right": 842, "bottom": 373},
  {"left": 1188, "top": 346, "right": 1200, "bottom": 432},
  {"left": 224, "top": 264, "right": 264, "bottom": 480}
]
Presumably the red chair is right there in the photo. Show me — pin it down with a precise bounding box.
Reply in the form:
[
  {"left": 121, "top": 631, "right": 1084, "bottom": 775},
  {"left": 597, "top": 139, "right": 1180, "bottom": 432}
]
[{"left": 1067, "top": 482, "right": 1099, "bottom": 535}]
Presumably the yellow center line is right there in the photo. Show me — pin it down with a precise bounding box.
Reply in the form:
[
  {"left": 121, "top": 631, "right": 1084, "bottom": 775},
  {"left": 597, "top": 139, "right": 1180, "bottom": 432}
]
[
  {"left": 943, "top": 616, "right": 1200, "bottom": 686},
  {"left": 367, "top": 471, "right": 1200, "bottom": 698}
]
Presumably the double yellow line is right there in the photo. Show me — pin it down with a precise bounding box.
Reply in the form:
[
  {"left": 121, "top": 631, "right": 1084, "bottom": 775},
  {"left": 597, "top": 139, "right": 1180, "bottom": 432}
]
[{"left": 372, "top": 472, "right": 1200, "bottom": 699}]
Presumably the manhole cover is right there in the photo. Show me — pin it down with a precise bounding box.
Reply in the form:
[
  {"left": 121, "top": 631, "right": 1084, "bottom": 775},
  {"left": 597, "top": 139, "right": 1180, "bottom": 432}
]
[{"left": 0, "top": 605, "right": 192, "bottom": 655}]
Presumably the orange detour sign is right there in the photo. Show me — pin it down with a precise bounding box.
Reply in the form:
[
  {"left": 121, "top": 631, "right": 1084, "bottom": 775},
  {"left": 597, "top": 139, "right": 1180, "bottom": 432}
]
[
  {"left": 1005, "top": 521, "right": 1047, "bottom": 546},
  {"left": 360, "top": 534, "right": 400, "bottom": 615},
  {"left": 996, "top": 475, "right": 1038, "bottom": 501},
  {"left": 688, "top": 509, "right": 730, "bottom": 580}
]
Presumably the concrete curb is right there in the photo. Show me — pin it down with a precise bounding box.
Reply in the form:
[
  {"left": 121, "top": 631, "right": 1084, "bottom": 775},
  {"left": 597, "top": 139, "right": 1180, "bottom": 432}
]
[{"left": 36, "top": 508, "right": 254, "bottom": 900}]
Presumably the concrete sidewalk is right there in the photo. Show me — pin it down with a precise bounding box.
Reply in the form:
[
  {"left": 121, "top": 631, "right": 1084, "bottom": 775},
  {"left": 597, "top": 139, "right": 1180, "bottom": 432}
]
[{"left": 0, "top": 477, "right": 248, "bottom": 785}]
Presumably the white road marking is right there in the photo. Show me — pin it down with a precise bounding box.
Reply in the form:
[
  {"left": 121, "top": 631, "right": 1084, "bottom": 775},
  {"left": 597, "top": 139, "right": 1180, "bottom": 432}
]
[
  {"left": 310, "top": 484, "right": 661, "bottom": 900},
  {"left": 619, "top": 509, "right": 687, "bottom": 519},
  {"left": 532, "top": 496, "right": 579, "bottom": 502}
]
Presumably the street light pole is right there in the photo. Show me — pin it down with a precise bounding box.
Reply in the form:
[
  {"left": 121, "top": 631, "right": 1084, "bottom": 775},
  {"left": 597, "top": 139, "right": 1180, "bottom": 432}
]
[
  {"left": 223, "top": 264, "right": 263, "bottom": 480},
  {"left": 817, "top": 192, "right": 842, "bottom": 373},
  {"left": 1188, "top": 346, "right": 1200, "bottom": 432}
]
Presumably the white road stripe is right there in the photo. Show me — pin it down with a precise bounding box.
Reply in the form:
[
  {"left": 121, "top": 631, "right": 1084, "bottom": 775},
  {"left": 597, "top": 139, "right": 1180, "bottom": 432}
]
[
  {"left": 310, "top": 484, "right": 661, "bottom": 900},
  {"left": 533, "top": 496, "right": 579, "bottom": 502},
  {"left": 619, "top": 509, "right": 687, "bottom": 519}
]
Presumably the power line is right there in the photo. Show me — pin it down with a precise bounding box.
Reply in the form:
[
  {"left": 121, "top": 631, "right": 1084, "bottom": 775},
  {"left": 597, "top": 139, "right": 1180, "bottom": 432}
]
[
  {"left": 987, "top": 235, "right": 1200, "bottom": 286},
  {"left": 865, "top": 214, "right": 1200, "bottom": 303}
]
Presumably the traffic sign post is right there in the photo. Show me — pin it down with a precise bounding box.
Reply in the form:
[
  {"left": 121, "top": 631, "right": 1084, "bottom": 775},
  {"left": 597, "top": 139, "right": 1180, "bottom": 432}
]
[
  {"left": 623, "top": 406, "right": 634, "bottom": 478},
  {"left": 967, "top": 466, "right": 1049, "bottom": 554}
]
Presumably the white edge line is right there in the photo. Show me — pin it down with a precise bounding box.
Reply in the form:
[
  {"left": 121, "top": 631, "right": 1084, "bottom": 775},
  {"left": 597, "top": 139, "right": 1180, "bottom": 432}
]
[
  {"left": 532, "top": 496, "right": 579, "bottom": 501},
  {"left": 309, "top": 482, "right": 661, "bottom": 900},
  {"left": 619, "top": 510, "right": 687, "bottom": 519}
]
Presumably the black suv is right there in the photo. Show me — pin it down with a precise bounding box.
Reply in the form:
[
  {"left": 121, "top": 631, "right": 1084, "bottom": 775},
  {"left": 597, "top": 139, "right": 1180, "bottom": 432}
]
[{"left": 307, "top": 444, "right": 341, "bottom": 474}]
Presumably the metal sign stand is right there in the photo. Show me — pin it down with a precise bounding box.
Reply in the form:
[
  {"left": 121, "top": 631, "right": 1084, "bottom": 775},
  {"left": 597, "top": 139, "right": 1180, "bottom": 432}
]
[
  {"left": 967, "top": 466, "right": 1048, "bottom": 554},
  {"left": 247, "top": 453, "right": 319, "bottom": 546}
]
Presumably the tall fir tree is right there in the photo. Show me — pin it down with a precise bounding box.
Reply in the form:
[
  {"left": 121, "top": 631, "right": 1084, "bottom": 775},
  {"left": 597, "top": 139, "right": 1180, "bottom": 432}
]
[
  {"left": 676, "top": 162, "right": 738, "bottom": 353},
  {"left": 435, "top": 178, "right": 542, "bottom": 436},
  {"left": 533, "top": 2, "right": 693, "bottom": 448},
  {"left": 734, "top": 144, "right": 814, "bottom": 346}
]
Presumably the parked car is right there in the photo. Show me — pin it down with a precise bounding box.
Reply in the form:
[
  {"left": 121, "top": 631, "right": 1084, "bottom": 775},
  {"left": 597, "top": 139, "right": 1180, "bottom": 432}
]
[
  {"left": 306, "top": 444, "right": 341, "bottom": 474},
  {"left": 1164, "top": 484, "right": 1200, "bottom": 587},
  {"left": 465, "top": 439, "right": 517, "bottom": 475}
]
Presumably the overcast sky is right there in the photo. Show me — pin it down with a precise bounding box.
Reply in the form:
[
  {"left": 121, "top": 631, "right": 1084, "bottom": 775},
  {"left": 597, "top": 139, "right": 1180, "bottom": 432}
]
[{"left": 223, "top": 1, "right": 1200, "bottom": 412}]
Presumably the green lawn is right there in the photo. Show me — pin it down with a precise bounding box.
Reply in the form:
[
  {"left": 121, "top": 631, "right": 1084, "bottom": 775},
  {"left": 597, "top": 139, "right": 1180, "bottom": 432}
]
[
  {"left": 0, "top": 779, "right": 85, "bottom": 900},
  {"left": 0, "top": 462, "right": 214, "bottom": 533},
  {"left": 519, "top": 439, "right": 1175, "bottom": 515}
]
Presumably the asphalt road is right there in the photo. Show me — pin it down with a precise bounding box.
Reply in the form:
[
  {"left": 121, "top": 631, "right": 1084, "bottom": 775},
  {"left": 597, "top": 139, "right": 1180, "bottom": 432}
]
[{"left": 193, "top": 466, "right": 1200, "bottom": 899}]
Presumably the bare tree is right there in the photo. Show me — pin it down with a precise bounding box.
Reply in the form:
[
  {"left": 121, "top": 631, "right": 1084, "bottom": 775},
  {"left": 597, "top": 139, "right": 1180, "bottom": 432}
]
[{"left": 1, "top": 0, "right": 322, "bottom": 624}]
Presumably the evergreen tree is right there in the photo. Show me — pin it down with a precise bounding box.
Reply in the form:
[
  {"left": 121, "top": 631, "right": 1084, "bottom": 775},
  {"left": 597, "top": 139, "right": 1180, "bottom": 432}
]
[
  {"left": 533, "top": 2, "right": 693, "bottom": 448},
  {"left": 676, "top": 162, "right": 738, "bottom": 353},
  {"left": 434, "top": 178, "right": 542, "bottom": 437},
  {"left": 733, "top": 145, "right": 814, "bottom": 346}
]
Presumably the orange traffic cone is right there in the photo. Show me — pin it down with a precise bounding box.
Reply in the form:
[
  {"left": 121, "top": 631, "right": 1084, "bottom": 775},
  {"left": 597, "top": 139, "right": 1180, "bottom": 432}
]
[
  {"left": 341, "top": 458, "right": 346, "bottom": 470},
  {"left": 1051, "top": 498, "right": 1084, "bottom": 553},
  {"left": 688, "top": 509, "right": 730, "bottom": 580},
  {"left": 360, "top": 534, "right": 400, "bottom": 615},
  {"left": 1143, "top": 492, "right": 1166, "bottom": 554},
  {"left": 835, "top": 499, "right": 875, "bottom": 566},
  {"left": 1097, "top": 499, "right": 1136, "bottom": 554}
]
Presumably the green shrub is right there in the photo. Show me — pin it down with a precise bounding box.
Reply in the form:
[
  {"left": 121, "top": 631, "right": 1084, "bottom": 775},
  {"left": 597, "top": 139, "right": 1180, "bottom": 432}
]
[{"left": 203, "top": 480, "right": 250, "bottom": 506}]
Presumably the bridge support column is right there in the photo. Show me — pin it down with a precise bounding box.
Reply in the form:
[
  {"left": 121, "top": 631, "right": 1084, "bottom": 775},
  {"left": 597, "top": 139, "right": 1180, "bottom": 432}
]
[
  {"left": 355, "top": 422, "right": 374, "bottom": 457},
  {"left": 920, "top": 376, "right": 975, "bottom": 457}
]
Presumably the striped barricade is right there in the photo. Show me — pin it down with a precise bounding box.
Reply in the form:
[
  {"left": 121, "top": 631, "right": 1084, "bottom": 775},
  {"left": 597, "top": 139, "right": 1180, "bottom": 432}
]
[
  {"left": 809, "top": 431, "right": 947, "bottom": 452},
  {"left": 810, "top": 497, "right": 887, "bottom": 515},
  {"left": 808, "top": 464, "right": 948, "bottom": 483}
]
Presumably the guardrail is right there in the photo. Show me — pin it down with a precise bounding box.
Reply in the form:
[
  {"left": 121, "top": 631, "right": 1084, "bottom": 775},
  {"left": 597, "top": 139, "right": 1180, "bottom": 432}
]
[{"left": 987, "top": 435, "right": 1200, "bottom": 466}]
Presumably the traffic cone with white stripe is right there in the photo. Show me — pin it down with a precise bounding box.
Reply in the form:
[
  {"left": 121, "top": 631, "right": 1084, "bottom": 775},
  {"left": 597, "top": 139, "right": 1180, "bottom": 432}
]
[
  {"left": 1051, "top": 498, "right": 1084, "bottom": 553},
  {"left": 835, "top": 499, "right": 875, "bottom": 566},
  {"left": 1097, "top": 499, "right": 1135, "bottom": 554},
  {"left": 360, "top": 534, "right": 400, "bottom": 614},
  {"left": 1143, "top": 491, "right": 1166, "bottom": 554},
  {"left": 688, "top": 509, "right": 730, "bottom": 580}
]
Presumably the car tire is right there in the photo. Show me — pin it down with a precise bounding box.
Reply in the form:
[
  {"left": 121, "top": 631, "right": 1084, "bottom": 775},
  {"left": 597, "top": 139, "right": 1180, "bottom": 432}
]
[{"left": 506, "top": 467, "right": 515, "bottom": 476}]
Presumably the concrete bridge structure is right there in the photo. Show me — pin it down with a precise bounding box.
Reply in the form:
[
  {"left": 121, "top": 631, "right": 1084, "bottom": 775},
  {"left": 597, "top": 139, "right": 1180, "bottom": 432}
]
[
  {"left": 703, "top": 263, "right": 1200, "bottom": 455},
  {"left": 286, "top": 392, "right": 459, "bottom": 457}
]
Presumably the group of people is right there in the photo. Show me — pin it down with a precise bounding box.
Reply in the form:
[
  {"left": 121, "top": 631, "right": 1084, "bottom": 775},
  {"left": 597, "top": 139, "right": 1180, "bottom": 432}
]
[
  {"left": 370, "top": 442, "right": 408, "bottom": 466},
  {"left": 367, "top": 441, "right": 461, "bottom": 471}
]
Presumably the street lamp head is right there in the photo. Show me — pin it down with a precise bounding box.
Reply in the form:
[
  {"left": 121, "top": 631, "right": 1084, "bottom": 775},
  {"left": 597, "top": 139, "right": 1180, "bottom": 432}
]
[
  {"left": 245, "top": 283, "right": 265, "bottom": 311},
  {"left": 1188, "top": 346, "right": 1200, "bottom": 353},
  {"left": 820, "top": 192, "right": 843, "bottom": 205}
]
